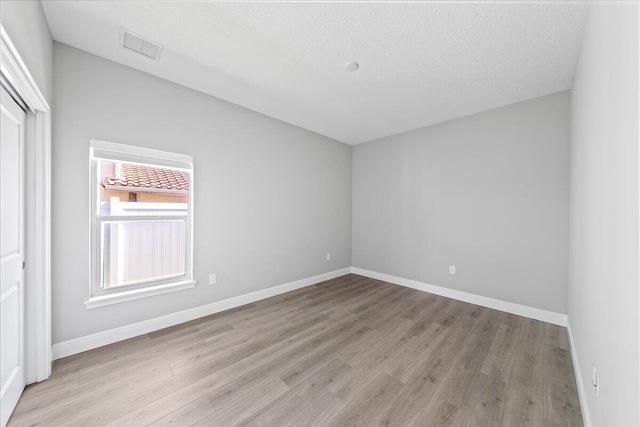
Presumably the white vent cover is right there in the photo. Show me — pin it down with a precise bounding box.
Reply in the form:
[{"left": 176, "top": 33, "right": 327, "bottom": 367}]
[{"left": 119, "top": 28, "right": 163, "bottom": 61}]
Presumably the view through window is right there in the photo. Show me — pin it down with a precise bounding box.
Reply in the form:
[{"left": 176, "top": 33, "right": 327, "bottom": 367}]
[
  {"left": 99, "top": 160, "right": 190, "bottom": 289},
  {"left": 89, "top": 140, "right": 194, "bottom": 307}
]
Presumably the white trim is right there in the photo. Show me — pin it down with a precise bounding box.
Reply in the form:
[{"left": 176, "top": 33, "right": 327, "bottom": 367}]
[
  {"left": 1, "top": 25, "right": 52, "bottom": 382},
  {"left": 34, "top": 110, "right": 51, "bottom": 382},
  {"left": 90, "top": 139, "right": 192, "bottom": 169},
  {"left": 52, "top": 268, "right": 351, "bottom": 360},
  {"left": 350, "top": 267, "right": 568, "bottom": 326},
  {"left": 89, "top": 141, "right": 194, "bottom": 302},
  {"left": 637, "top": 8, "right": 640, "bottom": 426},
  {"left": 567, "top": 321, "right": 592, "bottom": 427},
  {"left": 84, "top": 280, "right": 197, "bottom": 309},
  {"left": 0, "top": 28, "right": 48, "bottom": 112}
]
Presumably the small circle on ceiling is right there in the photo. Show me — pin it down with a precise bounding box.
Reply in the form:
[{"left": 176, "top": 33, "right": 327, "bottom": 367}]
[{"left": 345, "top": 62, "right": 359, "bottom": 72}]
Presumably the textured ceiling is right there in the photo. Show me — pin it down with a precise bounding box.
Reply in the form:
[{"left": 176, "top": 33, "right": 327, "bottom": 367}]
[{"left": 41, "top": 1, "right": 586, "bottom": 145}]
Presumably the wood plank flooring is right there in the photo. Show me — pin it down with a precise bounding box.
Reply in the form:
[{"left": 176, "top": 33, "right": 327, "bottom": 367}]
[{"left": 9, "top": 274, "right": 583, "bottom": 426}]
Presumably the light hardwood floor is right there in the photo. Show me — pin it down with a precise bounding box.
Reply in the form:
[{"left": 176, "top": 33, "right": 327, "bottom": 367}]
[{"left": 9, "top": 274, "right": 583, "bottom": 426}]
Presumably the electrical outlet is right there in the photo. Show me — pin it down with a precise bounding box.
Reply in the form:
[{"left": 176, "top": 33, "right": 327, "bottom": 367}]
[
  {"left": 449, "top": 265, "right": 456, "bottom": 275},
  {"left": 209, "top": 274, "right": 217, "bottom": 285},
  {"left": 592, "top": 361, "right": 599, "bottom": 397},
  {"left": 326, "top": 253, "right": 331, "bottom": 261}
]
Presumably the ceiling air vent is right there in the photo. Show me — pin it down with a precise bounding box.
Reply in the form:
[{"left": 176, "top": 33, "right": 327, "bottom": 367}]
[{"left": 119, "top": 28, "right": 164, "bottom": 61}]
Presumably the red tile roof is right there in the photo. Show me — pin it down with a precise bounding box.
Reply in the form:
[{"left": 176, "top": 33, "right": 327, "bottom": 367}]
[{"left": 103, "top": 163, "right": 189, "bottom": 193}]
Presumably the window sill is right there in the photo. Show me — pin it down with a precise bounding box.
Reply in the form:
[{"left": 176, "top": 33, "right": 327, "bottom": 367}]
[{"left": 84, "top": 280, "right": 196, "bottom": 309}]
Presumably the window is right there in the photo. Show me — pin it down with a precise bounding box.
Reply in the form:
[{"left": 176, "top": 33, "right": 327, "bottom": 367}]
[{"left": 86, "top": 140, "right": 195, "bottom": 308}]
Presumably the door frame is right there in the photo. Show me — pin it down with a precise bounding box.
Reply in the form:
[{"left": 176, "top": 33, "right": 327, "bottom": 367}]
[{"left": 1, "top": 25, "right": 52, "bottom": 382}]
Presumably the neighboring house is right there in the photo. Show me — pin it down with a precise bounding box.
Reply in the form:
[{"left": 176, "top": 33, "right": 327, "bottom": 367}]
[
  {"left": 98, "top": 160, "right": 190, "bottom": 289},
  {"left": 100, "top": 161, "right": 188, "bottom": 203}
]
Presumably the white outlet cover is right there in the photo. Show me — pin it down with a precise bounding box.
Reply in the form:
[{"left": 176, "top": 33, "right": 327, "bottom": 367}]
[
  {"left": 449, "top": 266, "right": 456, "bottom": 275},
  {"left": 209, "top": 274, "right": 217, "bottom": 285}
]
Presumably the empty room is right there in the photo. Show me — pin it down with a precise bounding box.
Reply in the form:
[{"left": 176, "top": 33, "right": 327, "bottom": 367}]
[{"left": 0, "top": 0, "right": 638, "bottom": 426}]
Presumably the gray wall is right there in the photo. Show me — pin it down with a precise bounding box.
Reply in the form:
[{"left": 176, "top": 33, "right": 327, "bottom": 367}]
[
  {"left": 52, "top": 43, "right": 352, "bottom": 344},
  {"left": 569, "top": 5, "right": 639, "bottom": 426},
  {"left": 0, "top": 1, "right": 53, "bottom": 102},
  {"left": 353, "top": 91, "right": 570, "bottom": 314}
]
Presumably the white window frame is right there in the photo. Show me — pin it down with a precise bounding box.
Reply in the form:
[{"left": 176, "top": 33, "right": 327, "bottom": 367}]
[{"left": 85, "top": 139, "right": 195, "bottom": 309}]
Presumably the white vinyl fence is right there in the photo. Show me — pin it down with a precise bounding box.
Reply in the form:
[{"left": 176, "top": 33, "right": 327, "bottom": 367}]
[{"left": 103, "top": 198, "right": 188, "bottom": 288}]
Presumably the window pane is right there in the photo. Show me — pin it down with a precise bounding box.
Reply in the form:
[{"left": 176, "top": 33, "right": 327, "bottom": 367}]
[
  {"left": 99, "top": 160, "right": 189, "bottom": 217},
  {"left": 102, "top": 220, "right": 186, "bottom": 288}
]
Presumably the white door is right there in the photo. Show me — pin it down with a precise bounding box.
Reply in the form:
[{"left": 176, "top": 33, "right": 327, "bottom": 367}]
[{"left": 0, "top": 85, "right": 26, "bottom": 427}]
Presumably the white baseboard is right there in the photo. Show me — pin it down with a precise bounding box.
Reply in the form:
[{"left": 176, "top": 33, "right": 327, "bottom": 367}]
[
  {"left": 350, "top": 267, "right": 568, "bottom": 326},
  {"left": 53, "top": 266, "right": 570, "bottom": 360},
  {"left": 567, "top": 321, "right": 593, "bottom": 427},
  {"left": 52, "top": 267, "right": 351, "bottom": 360}
]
